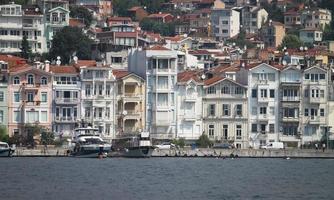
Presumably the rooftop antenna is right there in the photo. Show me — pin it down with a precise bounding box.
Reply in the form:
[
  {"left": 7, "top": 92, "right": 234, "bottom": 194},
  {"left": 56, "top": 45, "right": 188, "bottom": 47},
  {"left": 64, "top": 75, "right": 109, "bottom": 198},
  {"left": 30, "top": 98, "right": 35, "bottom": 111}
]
[{"left": 56, "top": 56, "right": 61, "bottom": 66}]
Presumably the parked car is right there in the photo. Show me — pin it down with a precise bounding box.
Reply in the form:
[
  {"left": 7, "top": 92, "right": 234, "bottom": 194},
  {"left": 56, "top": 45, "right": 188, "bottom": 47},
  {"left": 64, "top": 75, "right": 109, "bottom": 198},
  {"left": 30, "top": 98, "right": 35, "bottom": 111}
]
[
  {"left": 261, "top": 142, "right": 284, "bottom": 149},
  {"left": 212, "top": 143, "right": 232, "bottom": 149},
  {"left": 155, "top": 142, "right": 176, "bottom": 150}
]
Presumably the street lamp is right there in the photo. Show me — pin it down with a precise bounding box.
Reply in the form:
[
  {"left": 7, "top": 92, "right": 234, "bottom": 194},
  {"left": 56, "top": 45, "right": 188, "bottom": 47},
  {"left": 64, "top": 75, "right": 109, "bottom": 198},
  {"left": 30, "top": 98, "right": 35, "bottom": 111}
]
[{"left": 327, "top": 126, "right": 332, "bottom": 150}]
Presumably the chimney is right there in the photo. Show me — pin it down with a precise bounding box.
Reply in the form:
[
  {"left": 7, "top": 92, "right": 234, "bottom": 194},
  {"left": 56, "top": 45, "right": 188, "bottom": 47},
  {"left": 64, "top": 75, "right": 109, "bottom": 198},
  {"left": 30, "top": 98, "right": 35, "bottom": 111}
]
[
  {"left": 45, "top": 60, "right": 50, "bottom": 72},
  {"left": 34, "top": 61, "right": 41, "bottom": 69}
]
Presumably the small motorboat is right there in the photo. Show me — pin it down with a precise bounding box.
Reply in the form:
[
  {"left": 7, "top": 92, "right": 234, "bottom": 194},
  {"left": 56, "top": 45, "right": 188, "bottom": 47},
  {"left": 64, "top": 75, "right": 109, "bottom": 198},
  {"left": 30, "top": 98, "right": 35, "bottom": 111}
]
[{"left": 0, "top": 142, "right": 15, "bottom": 157}]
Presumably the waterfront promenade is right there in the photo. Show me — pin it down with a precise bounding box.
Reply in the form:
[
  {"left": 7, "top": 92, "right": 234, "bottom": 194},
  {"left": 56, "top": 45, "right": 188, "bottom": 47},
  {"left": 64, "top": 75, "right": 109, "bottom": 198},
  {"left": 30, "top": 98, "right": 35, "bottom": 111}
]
[{"left": 12, "top": 147, "right": 334, "bottom": 158}]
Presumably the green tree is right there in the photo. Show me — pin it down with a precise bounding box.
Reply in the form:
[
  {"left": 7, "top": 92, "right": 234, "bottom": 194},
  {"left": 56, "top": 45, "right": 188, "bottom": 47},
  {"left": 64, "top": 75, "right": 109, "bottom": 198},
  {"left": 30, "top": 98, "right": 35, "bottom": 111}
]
[
  {"left": 140, "top": 18, "right": 175, "bottom": 36},
  {"left": 227, "top": 29, "right": 256, "bottom": 49},
  {"left": 20, "top": 35, "right": 32, "bottom": 60},
  {"left": 70, "top": 5, "right": 93, "bottom": 27},
  {"left": 196, "top": 134, "right": 213, "bottom": 148},
  {"left": 112, "top": 0, "right": 140, "bottom": 16},
  {"left": 24, "top": 124, "right": 46, "bottom": 147},
  {"left": 0, "top": 0, "right": 29, "bottom": 5},
  {"left": 0, "top": 125, "right": 9, "bottom": 143},
  {"left": 41, "top": 131, "right": 55, "bottom": 145},
  {"left": 279, "top": 34, "right": 303, "bottom": 50},
  {"left": 172, "top": 138, "right": 185, "bottom": 148},
  {"left": 49, "top": 26, "right": 93, "bottom": 64},
  {"left": 261, "top": 0, "right": 284, "bottom": 23}
]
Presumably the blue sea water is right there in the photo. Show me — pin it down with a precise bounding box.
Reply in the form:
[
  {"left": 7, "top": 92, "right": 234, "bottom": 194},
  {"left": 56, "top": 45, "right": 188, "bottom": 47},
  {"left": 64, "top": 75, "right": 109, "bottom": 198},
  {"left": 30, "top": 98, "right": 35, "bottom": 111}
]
[{"left": 0, "top": 157, "right": 333, "bottom": 200}]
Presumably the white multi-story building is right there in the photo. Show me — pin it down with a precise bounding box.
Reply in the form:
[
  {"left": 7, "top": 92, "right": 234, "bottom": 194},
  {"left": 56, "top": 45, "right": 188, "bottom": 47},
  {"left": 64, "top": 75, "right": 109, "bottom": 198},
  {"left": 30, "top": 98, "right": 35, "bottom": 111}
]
[
  {"left": 176, "top": 70, "right": 203, "bottom": 142},
  {"left": 128, "top": 46, "right": 178, "bottom": 140},
  {"left": 51, "top": 64, "right": 81, "bottom": 138},
  {"left": 248, "top": 63, "right": 280, "bottom": 148},
  {"left": 80, "top": 63, "right": 116, "bottom": 141},
  {"left": 0, "top": 3, "right": 45, "bottom": 53},
  {"left": 211, "top": 5, "right": 240, "bottom": 40},
  {"left": 301, "top": 65, "right": 329, "bottom": 145}
]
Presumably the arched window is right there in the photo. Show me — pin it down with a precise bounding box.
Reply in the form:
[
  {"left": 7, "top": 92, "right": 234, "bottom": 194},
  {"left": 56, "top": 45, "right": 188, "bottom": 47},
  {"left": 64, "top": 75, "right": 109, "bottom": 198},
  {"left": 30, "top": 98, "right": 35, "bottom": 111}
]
[
  {"left": 221, "top": 85, "right": 230, "bottom": 94},
  {"left": 27, "top": 74, "right": 34, "bottom": 85},
  {"left": 13, "top": 76, "right": 20, "bottom": 84},
  {"left": 41, "top": 77, "right": 47, "bottom": 85}
]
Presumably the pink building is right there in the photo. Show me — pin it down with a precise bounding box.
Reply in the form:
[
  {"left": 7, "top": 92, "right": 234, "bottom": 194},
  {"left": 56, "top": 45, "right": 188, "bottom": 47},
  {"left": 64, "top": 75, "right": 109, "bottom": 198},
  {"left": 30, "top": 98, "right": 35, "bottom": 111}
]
[{"left": 8, "top": 63, "right": 53, "bottom": 137}]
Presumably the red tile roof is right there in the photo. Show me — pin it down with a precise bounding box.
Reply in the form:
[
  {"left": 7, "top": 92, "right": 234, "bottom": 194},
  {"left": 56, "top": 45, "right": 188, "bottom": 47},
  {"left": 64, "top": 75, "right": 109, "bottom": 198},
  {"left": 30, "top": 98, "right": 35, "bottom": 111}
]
[
  {"left": 147, "top": 13, "right": 173, "bottom": 18},
  {"left": 177, "top": 70, "right": 203, "bottom": 83},
  {"left": 128, "top": 6, "right": 143, "bottom": 11},
  {"left": 114, "top": 32, "right": 137, "bottom": 38},
  {"left": 75, "top": 60, "right": 97, "bottom": 68},
  {"left": 189, "top": 49, "right": 210, "bottom": 55},
  {"left": 50, "top": 65, "right": 79, "bottom": 74},
  {"left": 204, "top": 76, "right": 224, "bottom": 86},
  {"left": 113, "top": 69, "right": 130, "bottom": 79},
  {"left": 69, "top": 18, "right": 85, "bottom": 28},
  {"left": 146, "top": 45, "right": 171, "bottom": 51}
]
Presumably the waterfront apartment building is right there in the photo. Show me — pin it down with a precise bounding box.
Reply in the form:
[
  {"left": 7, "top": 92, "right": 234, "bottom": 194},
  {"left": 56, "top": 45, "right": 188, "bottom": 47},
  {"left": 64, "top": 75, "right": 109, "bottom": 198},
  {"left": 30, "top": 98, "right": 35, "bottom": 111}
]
[
  {"left": 176, "top": 70, "right": 203, "bottom": 142},
  {"left": 0, "top": 3, "right": 46, "bottom": 53},
  {"left": 248, "top": 63, "right": 280, "bottom": 148},
  {"left": 300, "top": 65, "right": 329, "bottom": 145},
  {"left": 50, "top": 64, "right": 81, "bottom": 138},
  {"left": 0, "top": 60, "right": 9, "bottom": 128},
  {"left": 114, "top": 70, "right": 145, "bottom": 136},
  {"left": 8, "top": 63, "right": 53, "bottom": 137},
  {"left": 211, "top": 3, "right": 240, "bottom": 40},
  {"left": 128, "top": 46, "right": 178, "bottom": 140},
  {"left": 203, "top": 75, "right": 248, "bottom": 148},
  {"left": 80, "top": 63, "right": 116, "bottom": 141}
]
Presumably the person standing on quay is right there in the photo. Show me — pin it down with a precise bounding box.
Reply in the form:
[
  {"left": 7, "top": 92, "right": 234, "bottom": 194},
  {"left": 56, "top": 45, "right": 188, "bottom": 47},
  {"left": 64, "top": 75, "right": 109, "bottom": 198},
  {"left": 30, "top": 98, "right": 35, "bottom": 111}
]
[
  {"left": 315, "top": 143, "right": 319, "bottom": 150},
  {"left": 322, "top": 143, "right": 326, "bottom": 152}
]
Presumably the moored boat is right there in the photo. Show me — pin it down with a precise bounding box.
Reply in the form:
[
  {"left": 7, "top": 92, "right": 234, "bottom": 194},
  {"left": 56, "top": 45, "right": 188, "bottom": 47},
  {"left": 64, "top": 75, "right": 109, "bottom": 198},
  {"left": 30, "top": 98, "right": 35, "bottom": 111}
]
[
  {"left": 0, "top": 142, "right": 15, "bottom": 157},
  {"left": 111, "top": 132, "right": 154, "bottom": 158},
  {"left": 70, "top": 127, "right": 112, "bottom": 158}
]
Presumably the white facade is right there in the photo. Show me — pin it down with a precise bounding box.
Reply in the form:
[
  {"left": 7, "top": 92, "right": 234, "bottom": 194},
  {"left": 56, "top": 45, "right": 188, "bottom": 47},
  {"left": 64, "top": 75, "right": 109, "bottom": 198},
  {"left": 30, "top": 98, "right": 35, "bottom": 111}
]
[
  {"left": 211, "top": 8, "right": 240, "bottom": 40},
  {"left": 176, "top": 80, "right": 203, "bottom": 141},
  {"left": 300, "top": 66, "right": 329, "bottom": 145},
  {"left": 52, "top": 69, "right": 81, "bottom": 138},
  {"left": 242, "top": 6, "right": 268, "bottom": 33},
  {"left": 0, "top": 4, "right": 46, "bottom": 53},
  {"left": 248, "top": 63, "right": 280, "bottom": 148},
  {"left": 80, "top": 65, "right": 116, "bottom": 141},
  {"left": 128, "top": 47, "right": 178, "bottom": 140}
]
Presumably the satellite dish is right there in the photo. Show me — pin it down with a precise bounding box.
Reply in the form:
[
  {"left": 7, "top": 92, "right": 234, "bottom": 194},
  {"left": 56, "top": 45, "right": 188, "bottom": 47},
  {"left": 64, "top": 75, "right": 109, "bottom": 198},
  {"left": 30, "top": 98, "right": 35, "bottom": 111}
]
[
  {"left": 56, "top": 56, "right": 61, "bottom": 60},
  {"left": 56, "top": 60, "right": 61, "bottom": 66},
  {"left": 122, "top": 110, "right": 127, "bottom": 116},
  {"left": 300, "top": 46, "right": 304, "bottom": 51},
  {"left": 73, "top": 56, "right": 78, "bottom": 62},
  {"left": 35, "top": 7, "right": 39, "bottom": 12},
  {"left": 304, "top": 46, "right": 308, "bottom": 51},
  {"left": 201, "top": 74, "right": 206, "bottom": 79},
  {"left": 282, "top": 60, "right": 287, "bottom": 66}
]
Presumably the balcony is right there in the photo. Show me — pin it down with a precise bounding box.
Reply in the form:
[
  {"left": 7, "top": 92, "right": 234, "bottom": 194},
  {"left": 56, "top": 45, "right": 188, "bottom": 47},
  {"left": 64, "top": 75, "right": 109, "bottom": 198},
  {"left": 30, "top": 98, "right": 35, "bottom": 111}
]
[
  {"left": 282, "top": 117, "right": 299, "bottom": 123},
  {"left": 184, "top": 96, "right": 197, "bottom": 102},
  {"left": 123, "top": 110, "right": 141, "bottom": 119},
  {"left": 21, "top": 83, "right": 40, "bottom": 90},
  {"left": 309, "top": 98, "right": 322, "bottom": 104},
  {"left": 123, "top": 93, "right": 141, "bottom": 102},
  {"left": 258, "top": 114, "right": 268, "bottom": 121},
  {"left": 257, "top": 80, "right": 268, "bottom": 85},
  {"left": 282, "top": 96, "right": 300, "bottom": 102},
  {"left": 184, "top": 114, "right": 196, "bottom": 121},
  {"left": 258, "top": 97, "right": 269, "bottom": 103},
  {"left": 55, "top": 98, "right": 79, "bottom": 104},
  {"left": 55, "top": 116, "right": 77, "bottom": 123}
]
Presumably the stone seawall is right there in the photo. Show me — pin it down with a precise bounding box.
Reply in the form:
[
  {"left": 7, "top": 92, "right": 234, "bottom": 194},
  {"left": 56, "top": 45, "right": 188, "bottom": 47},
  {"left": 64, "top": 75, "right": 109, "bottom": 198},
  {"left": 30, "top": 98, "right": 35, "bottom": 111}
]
[
  {"left": 152, "top": 148, "right": 334, "bottom": 158},
  {"left": 11, "top": 148, "right": 334, "bottom": 158}
]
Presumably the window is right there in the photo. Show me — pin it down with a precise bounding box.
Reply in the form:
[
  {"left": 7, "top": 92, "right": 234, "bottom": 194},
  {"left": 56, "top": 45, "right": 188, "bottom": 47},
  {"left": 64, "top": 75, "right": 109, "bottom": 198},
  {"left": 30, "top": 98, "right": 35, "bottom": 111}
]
[
  {"left": 236, "top": 104, "right": 242, "bottom": 116},
  {"left": 304, "top": 89, "right": 309, "bottom": 97},
  {"left": 236, "top": 125, "right": 242, "bottom": 139},
  {"left": 106, "top": 107, "right": 110, "bottom": 118},
  {"left": 106, "top": 84, "right": 110, "bottom": 96},
  {"left": 269, "top": 89, "right": 275, "bottom": 98},
  {"left": 98, "top": 108, "right": 103, "bottom": 118},
  {"left": 52, "top": 13, "right": 58, "bottom": 22},
  {"left": 40, "top": 111, "right": 47, "bottom": 122},
  {"left": 260, "top": 89, "right": 267, "bottom": 98},
  {"left": 85, "top": 84, "right": 91, "bottom": 96},
  {"left": 304, "top": 109, "right": 309, "bottom": 116},
  {"left": 41, "top": 92, "right": 47, "bottom": 102},
  {"left": 304, "top": 74, "right": 309, "bottom": 80},
  {"left": 13, "top": 111, "right": 20, "bottom": 122},
  {"left": 252, "top": 89, "right": 257, "bottom": 98},
  {"left": 223, "top": 125, "right": 228, "bottom": 140},
  {"left": 320, "top": 108, "right": 324, "bottom": 117},
  {"left": 27, "top": 92, "right": 34, "bottom": 102},
  {"left": 27, "top": 74, "right": 34, "bottom": 85},
  {"left": 207, "top": 86, "right": 216, "bottom": 94},
  {"left": 319, "top": 74, "right": 325, "bottom": 80},
  {"left": 0, "top": 92, "right": 3, "bottom": 101},
  {"left": 13, "top": 76, "right": 20, "bottom": 84},
  {"left": 222, "top": 104, "right": 230, "bottom": 116},
  {"left": 260, "top": 107, "right": 267, "bottom": 114},
  {"left": 98, "top": 84, "right": 103, "bottom": 95},
  {"left": 0, "top": 110, "right": 3, "bottom": 123},
  {"left": 320, "top": 90, "right": 325, "bottom": 98},
  {"left": 26, "top": 111, "right": 39, "bottom": 123},
  {"left": 209, "top": 104, "right": 215, "bottom": 116},
  {"left": 73, "top": 107, "right": 77, "bottom": 118},
  {"left": 85, "top": 108, "right": 91, "bottom": 118},
  {"left": 14, "top": 92, "right": 20, "bottom": 102},
  {"left": 251, "top": 124, "right": 257, "bottom": 132},
  {"left": 41, "top": 77, "right": 47, "bottom": 85},
  {"left": 235, "top": 87, "right": 243, "bottom": 95},
  {"left": 221, "top": 85, "right": 230, "bottom": 94},
  {"left": 269, "top": 124, "right": 275, "bottom": 133},
  {"left": 208, "top": 125, "right": 215, "bottom": 137}
]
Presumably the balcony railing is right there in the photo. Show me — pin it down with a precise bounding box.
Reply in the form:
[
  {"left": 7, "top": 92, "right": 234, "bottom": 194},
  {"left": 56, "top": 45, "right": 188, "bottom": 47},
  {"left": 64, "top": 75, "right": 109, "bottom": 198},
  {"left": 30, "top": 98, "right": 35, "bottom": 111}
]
[
  {"left": 282, "top": 96, "right": 300, "bottom": 101},
  {"left": 55, "top": 98, "right": 79, "bottom": 104},
  {"left": 55, "top": 116, "right": 77, "bottom": 122}
]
